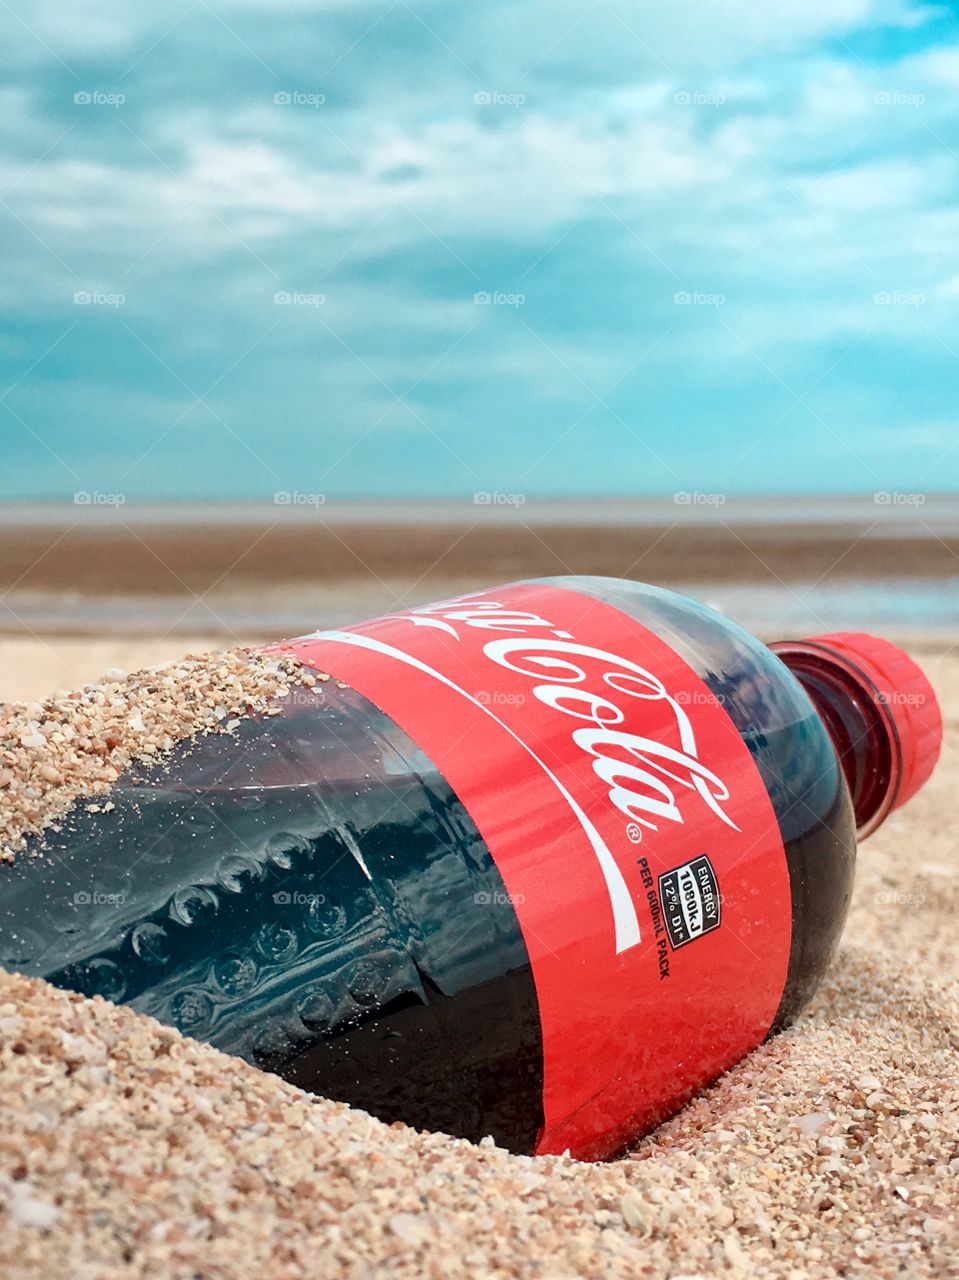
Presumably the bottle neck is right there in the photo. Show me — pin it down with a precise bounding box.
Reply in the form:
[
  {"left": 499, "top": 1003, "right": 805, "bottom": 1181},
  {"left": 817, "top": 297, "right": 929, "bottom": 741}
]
[{"left": 770, "top": 643, "right": 900, "bottom": 839}]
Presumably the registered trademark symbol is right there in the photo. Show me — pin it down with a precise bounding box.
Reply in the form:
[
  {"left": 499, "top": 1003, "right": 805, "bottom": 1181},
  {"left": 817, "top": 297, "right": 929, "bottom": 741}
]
[{"left": 625, "top": 822, "right": 643, "bottom": 844}]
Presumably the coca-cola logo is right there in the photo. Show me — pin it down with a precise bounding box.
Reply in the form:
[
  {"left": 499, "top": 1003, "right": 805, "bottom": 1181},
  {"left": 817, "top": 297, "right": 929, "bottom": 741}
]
[
  {"left": 309, "top": 593, "right": 738, "bottom": 954},
  {"left": 481, "top": 637, "right": 738, "bottom": 834},
  {"left": 398, "top": 596, "right": 738, "bottom": 832}
]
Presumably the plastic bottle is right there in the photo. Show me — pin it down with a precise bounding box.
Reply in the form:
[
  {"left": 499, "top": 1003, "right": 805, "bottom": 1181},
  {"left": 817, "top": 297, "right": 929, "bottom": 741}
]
[{"left": 0, "top": 578, "right": 941, "bottom": 1159}]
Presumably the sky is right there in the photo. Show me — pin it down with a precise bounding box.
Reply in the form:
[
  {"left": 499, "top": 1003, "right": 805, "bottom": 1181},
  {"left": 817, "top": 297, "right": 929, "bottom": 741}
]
[{"left": 2, "top": 0, "right": 959, "bottom": 501}]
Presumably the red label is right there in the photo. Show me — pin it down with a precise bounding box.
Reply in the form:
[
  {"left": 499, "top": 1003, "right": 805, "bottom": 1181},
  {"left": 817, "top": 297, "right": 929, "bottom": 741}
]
[{"left": 281, "top": 583, "right": 792, "bottom": 1159}]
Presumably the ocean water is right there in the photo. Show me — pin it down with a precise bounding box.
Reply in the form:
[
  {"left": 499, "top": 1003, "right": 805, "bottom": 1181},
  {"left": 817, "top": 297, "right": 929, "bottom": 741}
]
[
  {"left": 4, "top": 496, "right": 959, "bottom": 534},
  {"left": 1, "top": 575, "right": 956, "bottom": 639},
  {"left": 684, "top": 578, "right": 959, "bottom": 639}
]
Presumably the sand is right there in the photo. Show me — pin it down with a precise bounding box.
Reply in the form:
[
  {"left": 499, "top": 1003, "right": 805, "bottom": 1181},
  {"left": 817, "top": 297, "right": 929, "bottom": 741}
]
[
  {"left": 4, "top": 513, "right": 959, "bottom": 602},
  {"left": 0, "top": 647, "right": 306, "bottom": 858},
  {"left": 0, "top": 637, "right": 257, "bottom": 706},
  {"left": 2, "top": 510, "right": 958, "bottom": 654},
  {"left": 0, "top": 637, "right": 957, "bottom": 1278}
]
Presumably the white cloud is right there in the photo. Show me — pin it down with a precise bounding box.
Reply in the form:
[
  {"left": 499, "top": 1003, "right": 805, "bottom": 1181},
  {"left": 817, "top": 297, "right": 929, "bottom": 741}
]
[
  {"left": 1, "top": 105, "right": 737, "bottom": 266},
  {"left": 0, "top": 1, "right": 151, "bottom": 62},
  {"left": 795, "top": 157, "right": 950, "bottom": 211}
]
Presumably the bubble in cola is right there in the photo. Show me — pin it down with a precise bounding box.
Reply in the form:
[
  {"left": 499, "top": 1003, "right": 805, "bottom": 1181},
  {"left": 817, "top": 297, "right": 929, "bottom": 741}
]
[{"left": 0, "top": 578, "right": 942, "bottom": 1159}]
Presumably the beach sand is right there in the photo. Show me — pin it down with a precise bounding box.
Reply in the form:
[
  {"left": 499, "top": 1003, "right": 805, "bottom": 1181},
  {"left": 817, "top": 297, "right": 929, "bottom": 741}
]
[
  {"left": 5, "top": 516, "right": 959, "bottom": 599},
  {"left": 0, "top": 636, "right": 261, "bottom": 704},
  {"left": 0, "top": 636, "right": 957, "bottom": 1277}
]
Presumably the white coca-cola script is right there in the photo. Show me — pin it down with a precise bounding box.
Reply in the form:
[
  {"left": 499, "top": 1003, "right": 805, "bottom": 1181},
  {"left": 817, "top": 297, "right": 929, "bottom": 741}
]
[{"left": 310, "top": 594, "right": 739, "bottom": 954}]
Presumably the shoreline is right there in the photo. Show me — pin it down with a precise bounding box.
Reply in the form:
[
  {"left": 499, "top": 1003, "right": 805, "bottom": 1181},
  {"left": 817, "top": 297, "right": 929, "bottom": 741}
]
[
  {"left": 4, "top": 494, "right": 959, "bottom": 529},
  {"left": 2, "top": 518, "right": 958, "bottom": 596},
  {"left": 0, "top": 517, "right": 957, "bottom": 646}
]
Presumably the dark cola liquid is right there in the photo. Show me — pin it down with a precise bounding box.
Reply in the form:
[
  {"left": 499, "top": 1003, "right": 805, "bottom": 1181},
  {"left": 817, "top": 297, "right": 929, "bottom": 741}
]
[{"left": 0, "top": 578, "right": 856, "bottom": 1156}]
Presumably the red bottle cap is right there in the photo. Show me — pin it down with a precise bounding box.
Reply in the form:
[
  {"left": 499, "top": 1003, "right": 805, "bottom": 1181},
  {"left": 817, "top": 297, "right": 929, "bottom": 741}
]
[{"left": 777, "top": 632, "right": 942, "bottom": 816}]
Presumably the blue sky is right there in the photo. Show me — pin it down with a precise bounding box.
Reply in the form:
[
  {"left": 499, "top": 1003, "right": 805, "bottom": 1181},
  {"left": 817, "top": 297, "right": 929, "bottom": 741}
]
[{"left": 1, "top": 0, "right": 959, "bottom": 500}]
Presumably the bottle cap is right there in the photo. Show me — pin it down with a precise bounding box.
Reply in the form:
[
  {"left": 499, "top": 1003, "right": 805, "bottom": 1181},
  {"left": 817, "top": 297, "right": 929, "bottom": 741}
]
[{"left": 779, "top": 632, "right": 942, "bottom": 814}]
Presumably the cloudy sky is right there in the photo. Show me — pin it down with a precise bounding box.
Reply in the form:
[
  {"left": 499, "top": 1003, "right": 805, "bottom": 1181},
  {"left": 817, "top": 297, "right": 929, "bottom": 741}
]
[{"left": 2, "top": 0, "right": 959, "bottom": 500}]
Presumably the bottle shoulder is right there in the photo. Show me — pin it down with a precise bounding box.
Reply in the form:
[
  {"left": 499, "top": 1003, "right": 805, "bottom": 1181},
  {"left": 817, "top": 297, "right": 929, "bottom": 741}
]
[
  {"left": 526, "top": 575, "right": 825, "bottom": 738},
  {"left": 526, "top": 574, "right": 857, "bottom": 1023}
]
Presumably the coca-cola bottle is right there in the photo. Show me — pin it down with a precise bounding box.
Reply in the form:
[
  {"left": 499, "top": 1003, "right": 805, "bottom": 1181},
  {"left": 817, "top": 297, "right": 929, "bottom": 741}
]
[{"left": 0, "top": 578, "right": 941, "bottom": 1160}]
